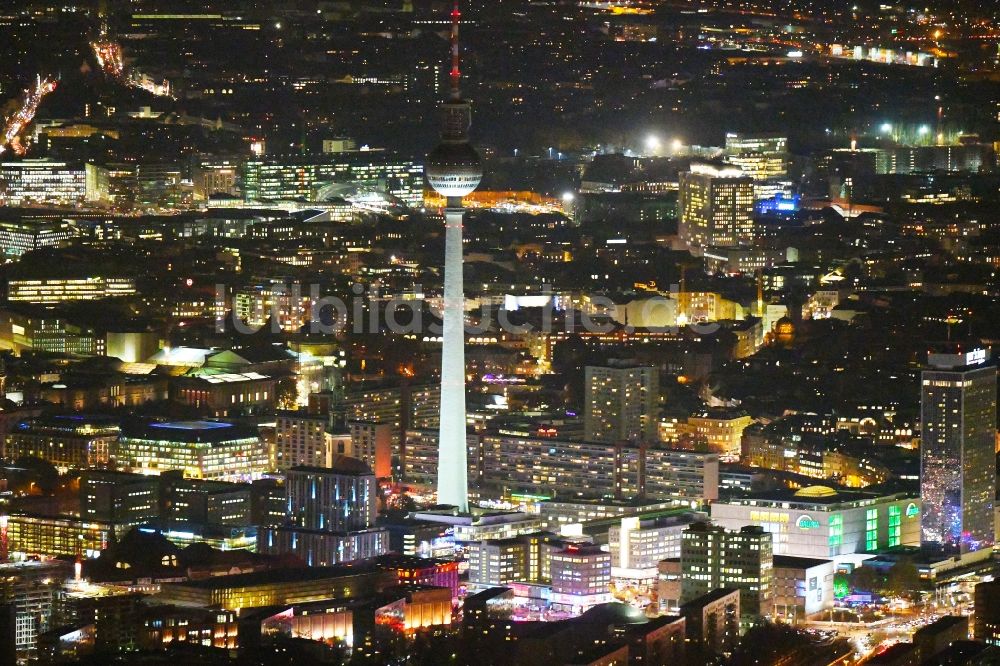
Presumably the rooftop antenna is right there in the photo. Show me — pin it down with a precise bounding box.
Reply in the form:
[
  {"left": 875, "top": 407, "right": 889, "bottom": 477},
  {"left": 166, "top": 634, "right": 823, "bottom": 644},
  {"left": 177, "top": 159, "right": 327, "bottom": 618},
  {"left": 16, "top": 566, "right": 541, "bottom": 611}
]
[{"left": 449, "top": 1, "right": 462, "bottom": 101}]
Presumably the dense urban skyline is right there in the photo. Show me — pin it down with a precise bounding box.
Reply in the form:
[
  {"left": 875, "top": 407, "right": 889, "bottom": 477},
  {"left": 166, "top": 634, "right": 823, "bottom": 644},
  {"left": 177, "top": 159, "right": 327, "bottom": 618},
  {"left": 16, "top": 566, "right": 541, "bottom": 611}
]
[{"left": 0, "top": 1, "right": 1000, "bottom": 665}]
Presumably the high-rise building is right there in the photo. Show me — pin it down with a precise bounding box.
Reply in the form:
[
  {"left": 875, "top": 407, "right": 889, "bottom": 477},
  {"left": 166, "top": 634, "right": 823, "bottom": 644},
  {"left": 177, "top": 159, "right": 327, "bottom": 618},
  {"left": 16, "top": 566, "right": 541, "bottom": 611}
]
[
  {"left": 285, "top": 462, "right": 377, "bottom": 532},
  {"left": 273, "top": 411, "right": 329, "bottom": 470},
  {"left": 549, "top": 544, "right": 612, "bottom": 613},
  {"left": 408, "top": 430, "right": 719, "bottom": 502},
  {"left": 0, "top": 561, "right": 66, "bottom": 659},
  {"left": 678, "top": 163, "right": 755, "bottom": 250},
  {"left": 466, "top": 532, "right": 561, "bottom": 588},
  {"left": 974, "top": 581, "right": 1000, "bottom": 646},
  {"left": 723, "top": 133, "right": 790, "bottom": 201},
  {"left": 680, "top": 588, "right": 740, "bottom": 657},
  {"left": 920, "top": 347, "right": 996, "bottom": 552},
  {"left": 680, "top": 522, "right": 773, "bottom": 616},
  {"left": 349, "top": 421, "right": 393, "bottom": 478},
  {"left": 402, "top": 428, "right": 720, "bottom": 502},
  {"left": 424, "top": 1, "right": 483, "bottom": 512},
  {"left": 584, "top": 365, "right": 658, "bottom": 444},
  {"left": 724, "top": 133, "right": 788, "bottom": 156},
  {"left": 608, "top": 512, "right": 705, "bottom": 577},
  {"left": 337, "top": 383, "right": 440, "bottom": 465},
  {"left": 258, "top": 459, "right": 388, "bottom": 565},
  {"left": 0, "top": 602, "right": 14, "bottom": 666}
]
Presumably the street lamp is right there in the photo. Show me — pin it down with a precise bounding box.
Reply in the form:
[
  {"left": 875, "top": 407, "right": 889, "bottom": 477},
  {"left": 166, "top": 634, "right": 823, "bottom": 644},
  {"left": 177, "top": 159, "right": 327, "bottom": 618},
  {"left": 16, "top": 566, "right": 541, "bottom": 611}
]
[{"left": 645, "top": 135, "right": 661, "bottom": 154}]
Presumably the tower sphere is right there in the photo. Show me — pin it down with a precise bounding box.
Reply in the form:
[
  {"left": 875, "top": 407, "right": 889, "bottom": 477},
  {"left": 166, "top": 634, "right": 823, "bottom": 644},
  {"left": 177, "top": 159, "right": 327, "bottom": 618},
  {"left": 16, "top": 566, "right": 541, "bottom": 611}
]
[{"left": 426, "top": 141, "right": 483, "bottom": 198}]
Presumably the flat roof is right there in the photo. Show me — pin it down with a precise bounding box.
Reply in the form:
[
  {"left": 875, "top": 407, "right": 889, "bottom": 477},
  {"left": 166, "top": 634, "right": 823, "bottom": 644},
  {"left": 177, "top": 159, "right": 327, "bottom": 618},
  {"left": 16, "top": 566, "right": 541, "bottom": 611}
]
[
  {"left": 151, "top": 421, "right": 233, "bottom": 431},
  {"left": 773, "top": 555, "right": 833, "bottom": 569},
  {"left": 720, "top": 485, "right": 915, "bottom": 508},
  {"left": 680, "top": 587, "right": 740, "bottom": 608},
  {"left": 121, "top": 420, "right": 258, "bottom": 444},
  {"left": 183, "top": 371, "right": 271, "bottom": 384},
  {"left": 162, "top": 562, "right": 382, "bottom": 590}
]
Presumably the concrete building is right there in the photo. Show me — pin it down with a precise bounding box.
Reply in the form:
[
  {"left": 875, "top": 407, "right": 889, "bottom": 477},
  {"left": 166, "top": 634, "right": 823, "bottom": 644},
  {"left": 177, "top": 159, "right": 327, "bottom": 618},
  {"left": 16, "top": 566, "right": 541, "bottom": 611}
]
[
  {"left": 471, "top": 433, "right": 718, "bottom": 502},
  {"left": 4, "top": 415, "right": 119, "bottom": 472},
  {"left": 678, "top": 162, "right": 755, "bottom": 250},
  {"left": 549, "top": 544, "right": 613, "bottom": 614},
  {"left": 913, "top": 615, "right": 970, "bottom": 661},
  {"left": 155, "top": 563, "right": 394, "bottom": 610},
  {"left": 348, "top": 420, "right": 392, "bottom": 478},
  {"left": 7, "top": 276, "right": 136, "bottom": 304},
  {"left": 0, "top": 561, "right": 67, "bottom": 659},
  {"left": 920, "top": 347, "right": 996, "bottom": 552},
  {"left": 465, "top": 532, "right": 561, "bottom": 588},
  {"left": 608, "top": 511, "right": 706, "bottom": 578},
  {"left": 680, "top": 588, "right": 741, "bottom": 658},
  {"left": 3, "top": 305, "right": 83, "bottom": 353},
  {"left": 117, "top": 420, "right": 269, "bottom": 481},
  {"left": 680, "top": 522, "right": 773, "bottom": 617},
  {"left": 80, "top": 470, "right": 161, "bottom": 528},
  {"left": 771, "top": 555, "right": 834, "bottom": 621},
  {"left": 423, "top": 5, "right": 483, "bottom": 512},
  {"left": 0, "top": 217, "right": 72, "bottom": 258},
  {"left": 242, "top": 157, "right": 424, "bottom": 207},
  {"left": 975, "top": 581, "right": 1000, "bottom": 646},
  {"left": 710, "top": 485, "right": 921, "bottom": 560},
  {"left": 4, "top": 514, "right": 113, "bottom": 559},
  {"left": 538, "top": 498, "right": 688, "bottom": 531},
  {"left": 273, "top": 411, "right": 329, "bottom": 470},
  {"left": 583, "top": 364, "right": 658, "bottom": 444},
  {"left": 686, "top": 409, "right": 753, "bottom": 459},
  {"left": 258, "top": 459, "right": 388, "bottom": 565},
  {"left": 284, "top": 461, "right": 377, "bottom": 532},
  {"left": 170, "top": 370, "right": 277, "bottom": 418},
  {"left": 0, "top": 160, "right": 91, "bottom": 206}
]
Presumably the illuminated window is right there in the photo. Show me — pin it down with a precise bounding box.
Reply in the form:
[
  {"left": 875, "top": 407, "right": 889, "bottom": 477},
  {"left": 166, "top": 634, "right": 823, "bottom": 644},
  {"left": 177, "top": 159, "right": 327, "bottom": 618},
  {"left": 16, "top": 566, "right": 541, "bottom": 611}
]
[
  {"left": 866, "top": 509, "right": 878, "bottom": 551},
  {"left": 828, "top": 515, "right": 842, "bottom": 554},
  {"left": 888, "top": 506, "right": 901, "bottom": 547}
]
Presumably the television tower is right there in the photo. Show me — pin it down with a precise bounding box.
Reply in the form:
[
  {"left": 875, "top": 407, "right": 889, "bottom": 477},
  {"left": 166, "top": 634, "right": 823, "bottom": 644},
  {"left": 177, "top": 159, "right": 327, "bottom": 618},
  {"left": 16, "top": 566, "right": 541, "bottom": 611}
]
[{"left": 425, "top": 1, "right": 482, "bottom": 511}]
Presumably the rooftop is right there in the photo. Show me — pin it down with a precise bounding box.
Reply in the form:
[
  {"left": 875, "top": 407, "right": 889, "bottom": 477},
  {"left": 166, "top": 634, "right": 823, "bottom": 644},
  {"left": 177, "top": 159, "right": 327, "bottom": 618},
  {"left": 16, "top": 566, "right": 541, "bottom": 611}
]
[
  {"left": 722, "top": 485, "right": 916, "bottom": 508},
  {"left": 161, "top": 562, "right": 383, "bottom": 590},
  {"left": 182, "top": 369, "right": 271, "bottom": 384},
  {"left": 289, "top": 457, "right": 373, "bottom": 476},
  {"left": 120, "top": 420, "right": 259, "bottom": 444},
  {"left": 773, "top": 555, "right": 833, "bottom": 570},
  {"left": 680, "top": 587, "right": 740, "bottom": 609}
]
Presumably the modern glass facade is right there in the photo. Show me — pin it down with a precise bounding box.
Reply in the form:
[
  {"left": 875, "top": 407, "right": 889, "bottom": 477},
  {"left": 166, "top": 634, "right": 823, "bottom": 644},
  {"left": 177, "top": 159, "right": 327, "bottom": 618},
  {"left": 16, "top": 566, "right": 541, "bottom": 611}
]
[
  {"left": 242, "top": 156, "right": 424, "bottom": 207},
  {"left": 920, "top": 352, "right": 996, "bottom": 553},
  {"left": 711, "top": 487, "right": 921, "bottom": 559}
]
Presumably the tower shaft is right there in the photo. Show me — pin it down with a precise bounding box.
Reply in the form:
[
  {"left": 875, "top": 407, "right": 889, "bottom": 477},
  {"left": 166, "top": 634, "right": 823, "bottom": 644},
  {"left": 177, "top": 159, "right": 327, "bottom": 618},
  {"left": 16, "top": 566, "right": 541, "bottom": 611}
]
[
  {"left": 437, "top": 204, "right": 468, "bottom": 510},
  {"left": 426, "top": 1, "right": 480, "bottom": 512}
]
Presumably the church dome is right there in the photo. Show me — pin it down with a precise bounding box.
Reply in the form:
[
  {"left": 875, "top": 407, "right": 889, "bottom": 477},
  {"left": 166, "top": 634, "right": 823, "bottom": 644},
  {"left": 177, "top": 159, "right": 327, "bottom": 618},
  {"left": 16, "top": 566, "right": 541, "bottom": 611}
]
[{"left": 794, "top": 485, "right": 839, "bottom": 498}]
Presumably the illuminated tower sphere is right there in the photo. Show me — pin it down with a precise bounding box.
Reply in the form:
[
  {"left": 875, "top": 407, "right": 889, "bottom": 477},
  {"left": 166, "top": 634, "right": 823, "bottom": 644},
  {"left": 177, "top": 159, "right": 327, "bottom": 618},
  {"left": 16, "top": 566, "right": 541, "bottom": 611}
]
[{"left": 427, "top": 1, "right": 481, "bottom": 512}]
